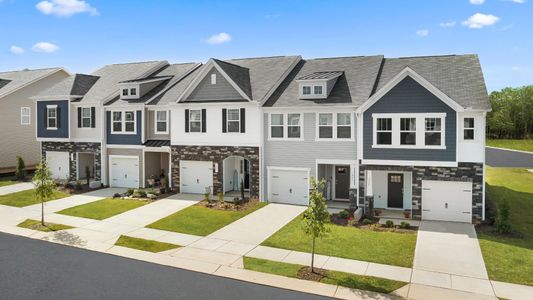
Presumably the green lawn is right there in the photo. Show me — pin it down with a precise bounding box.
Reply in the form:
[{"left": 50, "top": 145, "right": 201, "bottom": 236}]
[
  {"left": 262, "top": 215, "right": 417, "bottom": 268},
  {"left": 147, "top": 202, "right": 268, "bottom": 236},
  {"left": 115, "top": 235, "right": 180, "bottom": 253},
  {"left": 17, "top": 219, "right": 73, "bottom": 232},
  {"left": 0, "top": 189, "right": 69, "bottom": 207},
  {"left": 487, "top": 139, "right": 533, "bottom": 152},
  {"left": 477, "top": 167, "right": 533, "bottom": 286},
  {"left": 57, "top": 198, "right": 149, "bottom": 220},
  {"left": 243, "top": 257, "right": 406, "bottom": 294}
]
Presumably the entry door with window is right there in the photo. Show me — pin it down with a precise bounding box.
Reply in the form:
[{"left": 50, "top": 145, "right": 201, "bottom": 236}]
[
  {"left": 387, "top": 174, "right": 403, "bottom": 208},
  {"left": 335, "top": 166, "right": 350, "bottom": 200}
]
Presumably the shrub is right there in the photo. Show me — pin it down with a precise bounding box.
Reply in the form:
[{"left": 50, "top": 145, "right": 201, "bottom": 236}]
[
  {"left": 362, "top": 218, "right": 373, "bottom": 225},
  {"left": 75, "top": 181, "right": 83, "bottom": 190},
  {"left": 495, "top": 199, "right": 512, "bottom": 234},
  {"left": 339, "top": 209, "right": 350, "bottom": 219},
  {"left": 137, "top": 189, "right": 147, "bottom": 198},
  {"left": 399, "top": 221, "right": 410, "bottom": 229},
  {"left": 113, "top": 193, "right": 121, "bottom": 198},
  {"left": 385, "top": 220, "right": 394, "bottom": 228},
  {"left": 217, "top": 192, "right": 224, "bottom": 204},
  {"left": 204, "top": 192, "right": 210, "bottom": 202},
  {"left": 15, "top": 156, "right": 26, "bottom": 181},
  {"left": 126, "top": 188, "right": 134, "bottom": 196}
]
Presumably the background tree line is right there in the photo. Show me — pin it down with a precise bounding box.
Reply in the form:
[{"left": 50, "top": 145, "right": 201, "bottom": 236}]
[{"left": 487, "top": 85, "right": 533, "bottom": 139}]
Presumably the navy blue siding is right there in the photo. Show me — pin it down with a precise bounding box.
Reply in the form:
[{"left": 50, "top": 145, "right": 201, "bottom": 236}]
[
  {"left": 363, "top": 76, "right": 456, "bottom": 162},
  {"left": 106, "top": 111, "right": 142, "bottom": 145},
  {"left": 37, "top": 100, "right": 69, "bottom": 138}
]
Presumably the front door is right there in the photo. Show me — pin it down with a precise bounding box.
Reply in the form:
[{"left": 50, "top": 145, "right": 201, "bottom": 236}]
[
  {"left": 242, "top": 159, "right": 250, "bottom": 190},
  {"left": 387, "top": 173, "right": 403, "bottom": 208},
  {"left": 335, "top": 165, "right": 350, "bottom": 199}
]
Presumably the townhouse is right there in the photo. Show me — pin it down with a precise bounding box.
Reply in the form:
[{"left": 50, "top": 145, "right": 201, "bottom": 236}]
[{"left": 33, "top": 54, "right": 490, "bottom": 223}]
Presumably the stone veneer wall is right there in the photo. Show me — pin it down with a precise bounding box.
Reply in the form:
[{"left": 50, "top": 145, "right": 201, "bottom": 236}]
[
  {"left": 358, "top": 163, "right": 484, "bottom": 222},
  {"left": 41, "top": 142, "right": 102, "bottom": 181},
  {"left": 171, "top": 145, "right": 260, "bottom": 197}
]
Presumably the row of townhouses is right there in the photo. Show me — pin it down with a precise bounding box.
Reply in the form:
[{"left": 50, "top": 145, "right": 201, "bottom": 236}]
[{"left": 22, "top": 54, "right": 489, "bottom": 223}]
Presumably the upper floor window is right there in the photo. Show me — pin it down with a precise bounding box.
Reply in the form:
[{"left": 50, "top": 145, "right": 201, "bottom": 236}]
[
  {"left": 376, "top": 118, "right": 392, "bottom": 145},
  {"left": 226, "top": 109, "right": 240, "bottom": 133},
  {"left": 81, "top": 107, "right": 92, "bottom": 128},
  {"left": 287, "top": 114, "right": 301, "bottom": 138},
  {"left": 318, "top": 113, "right": 333, "bottom": 138},
  {"left": 130, "top": 88, "right": 137, "bottom": 96},
  {"left": 318, "top": 113, "right": 353, "bottom": 140},
  {"left": 189, "top": 109, "right": 202, "bottom": 133},
  {"left": 337, "top": 113, "right": 351, "bottom": 139},
  {"left": 112, "top": 111, "right": 136, "bottom": 134},
  {"left": 269, "top": 113, "right": 302, "bottom": 139},
  {"left": 302, "top": 86, "right": 311, "bottom": 95},
  {"left": 270, "top": 114, "right": 284, "bottom": 138},
  {"left": 400, "top": 118, "right": 416, "bottom": 145},
  {"left": 211, "top": 73, "right": 217, "bottom": 85},
  {"left": 47, "top": 106, "right": 57, "bottom": 129},
  {"left": 20, "top": 107, "right": 31, "bottom": 125},
  {"left": 425, "top": 118, "right": 442, "bottom": 145},
  {"left": 373, "top": 113, "right": 445, "bottom": 148},
  {"left": 314, "top": 85, "right": 323, "bottom": 95},
  {"left": 122, "top": 89, "right": 128, "bottom": 96},
  {"left": 155, "top": 111, "right": 168, "bottom": 134},
  {"left": 464, "top": 118, "right": 474, "bottom": 140}
]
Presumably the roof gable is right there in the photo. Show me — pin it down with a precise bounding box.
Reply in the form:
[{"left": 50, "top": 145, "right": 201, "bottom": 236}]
[{"left": 0, "top": 68, "right": 68, "bottom": 99}]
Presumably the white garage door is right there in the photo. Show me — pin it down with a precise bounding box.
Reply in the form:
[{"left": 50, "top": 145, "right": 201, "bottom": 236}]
[
  {"left": 180, "top": 161, "right": 213, "bottom": 194},
  {"left": 422, "top": 180, "right": 473, "bottom": 223},
  {"left": 46, "top": 151, "right": 70, "bottom": 180},
  {"left": 269, "top": 168, "right": 309, "bottom": 206},
  {"left": 110, "top": 156, "right": 139, "bottom": 188}
]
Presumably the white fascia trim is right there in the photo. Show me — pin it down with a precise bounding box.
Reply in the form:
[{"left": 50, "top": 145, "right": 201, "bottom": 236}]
[
  {"left": 267, "top": 166, "right": 311, "bottom": 172},
  {"left": 37, "top": 138, "right": 70, "bottom": 142},
  {"left": 177, "top": 59, "right": 251, "bottom": 102},
  {"left": 356, "top": 67, "right": 464, "bottom": 114},
  {"left": 263, "top": 106, "right": 356, "bottom": 112},
  {"left": 361, "top": 159, "right": 458, "bottom": 167},
  {"left": 316, "top": 159, "right": 358, "bottom": 165},
  {"left": 32, "top": 95, "right": 83, "bottom": 100},
  {"left": 70, "top": 138, "right": 102, "bottom": 143},
  {"left": 106, "top": 144, "right": 144, "bottom": 149},
  {"left": 144, "top": 147, "right": 171, "bottom": 153}
]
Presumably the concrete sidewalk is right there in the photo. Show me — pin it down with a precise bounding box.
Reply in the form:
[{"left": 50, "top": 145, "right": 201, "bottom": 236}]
[
  {"left": 0, "top": 182, "right": 34, "bottom": 196},
  {"left": 24, "top": 188, "right": 125, "bottom": 213}
]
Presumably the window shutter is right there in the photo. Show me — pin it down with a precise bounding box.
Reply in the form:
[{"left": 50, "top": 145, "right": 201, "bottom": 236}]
[
  {"left": 184, "top": 109, "right": 189, "bottom": 132},
  {"left": 201, "top": 109, "right": 206, "bottom": 133},
  {"left": 56, "top": 107, "right": 61, "bottom": 129},
  {"left": 240, "top": 108, "right": 245, "bottom": 133},
  {"left": 91, "top": 107, "right": 96, "bottom": 128},
  {"left": 222, "top": 108, "right": 227, "bottom": 133},
  {"left": 43, "top": 107, "right": 48, "bottom": 129},
  {"left": 77, "top": 107, "right": 82, "bottom": 128}
]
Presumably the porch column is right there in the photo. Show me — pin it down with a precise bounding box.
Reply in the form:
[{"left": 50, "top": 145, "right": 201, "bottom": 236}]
[{"left": 365, "top": 170, "right": 374, "bottom": 217}]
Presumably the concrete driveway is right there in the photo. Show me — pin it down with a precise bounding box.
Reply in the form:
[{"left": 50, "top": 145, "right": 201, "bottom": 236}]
[{"left": 486, "top": 146, "right": 533, "bottom": 167}]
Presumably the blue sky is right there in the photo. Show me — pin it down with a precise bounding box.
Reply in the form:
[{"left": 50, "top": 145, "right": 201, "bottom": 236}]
[{"left": 1, "top": 0, "right": 531, "bottom": 91}]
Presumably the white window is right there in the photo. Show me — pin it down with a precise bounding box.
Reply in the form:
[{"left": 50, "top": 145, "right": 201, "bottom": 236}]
[
  {"left": 337, "top": 113, "right": 351, "bottom": 139},
  {"left": 111, "top": 111, "right": 136, "bottom": 134},
  {"left": 122, "top": 89, "right": 128, "bottom": 96},
  {"left": 20, "top": 107, "right": 31, "bottom": 125},
  {"left": 464, "top": 118, "right": 475, "bottom": 140},
  {"left": 226, "top": 109, "right": 240, "bottom": 133},
  {"left": 47, "top": 106, "right": 57, "bottom": 129},
  {"left": 112, "top": 112, "right": 122, "bottom": 132},
  {"left": 425, "top": 118, "right": 442, "bottom": 145},
  {"left": 318, "top": 113, "right": 333, "bottom": 138},
  {"left": 130, "top": 88, "right": 137, "bottom": 96},
  {"left": 376, "top": 118, "right": 392, "bottom": 145},
  {"left": 302, "top": 86, "right": 311, "bottom": 95},
  {"left": 317, "top": 113, "right": 353, "bottom": 140},
  {"left": 155, "top": 110, "right": 168, "bottom": 134},
  {"left": 189, "top": 109, "right": 202, "bottom": 133},
  {"left": 125, "top": 111, "right": 135, "bottom": 132},
  {"left": 270, "top": 114, "right": 284, "bottom": 138},
  {"left": 81, "top": 107, "right": 92, "bottom": 128},
  {"left": 287, "top": 113, "right": 301, "bottom": 138},
  {"left": 211, "top": 73, "right": 217, "bottom": 85},
  {"left": 400, "top": 118, "right": 416, "bottom": 145},
  {"left": 314, "top": 85, "right": 323, "bottom": 95}
]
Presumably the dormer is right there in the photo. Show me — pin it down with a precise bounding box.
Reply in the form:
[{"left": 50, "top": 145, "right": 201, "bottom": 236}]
[
  {"left": 296, "top": 71, "right": 343, "bottom": 99},
  {"left": 119, "top": 76, "right": 172, "bottom": 100}
]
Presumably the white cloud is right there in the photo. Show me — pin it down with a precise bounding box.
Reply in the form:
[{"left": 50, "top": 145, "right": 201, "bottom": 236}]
[
  {"left": 204, "top": 32, "right": 232, "bottom": 45},
  {"left": 416, "top": 29, "right": 429, "bottom": 37},
  {"left": 32, "top": 42, "right": 59, "bottom": 53},
  {"left": 36, "top": 0, "right": 98, "bottom": 17},
  {"left": 469, "top": 0, "right": 485, "bottom": 4},
  {"left": 507, "top": 0, "right": 526, "bottom": 3},
  {"left": 462, "top": 13, "right": 500, "bottom": 29},
  {"left": 440, "top": 21, "right": 457, "bottom": 28},
  {"left": 10, "top": 45, "right": 24, "bottom": 54}
]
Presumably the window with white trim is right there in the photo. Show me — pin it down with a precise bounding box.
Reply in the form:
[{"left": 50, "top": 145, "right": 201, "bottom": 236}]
[
  {"left": 124, "top": 111, "right": 135, "bottom": 132},
  {"left": 318, "top": 113, "right": 333, "bottom": 138},
  {"left": 376, "top": 118, "right": 392, "bottom": 145},
  {"left": 337, "top": 113, "right": 351, "bottom": 139},
  {"left": 463, "top": 118, "right": 474, "bottom": 140},
  {"left": 20, "top": 107, "right": 31, "bottom": 125},
  {"left": 211, "top": 73, "right": 217, "bottom": 85},
  {"left": 47, "top": 106, "right": 57, "bottom": 129},
  {"left": 112, "top": 112, "right": 122, "bottom": 132},
  {"left": 400, "top": 118, "right": 416, "bottom": 145},
  {"left": 189, "top": 109, "right": 202, "bottom": 133},
  {"left": 287, "top": 113, "right": 301, "bottom": 138},
  {"left": 130, "top": 88, "right": 137, "bottom": 96},
  {"left": 226, "top": 109, "right": 240, "bottom": 133},
  {"left": 314, "top": 85, "right": 323, "bottom": 95},
  {"left": 270, "top": 114, "right": 284, "bottom": 138},
  {"left": 318, "top": 113, "right": 353, "bottom": 140},
  {"left": 81, "top": 107, "right": 92, "bottom": 128},
  {"left": 155, "top": 111, "right": 168, "bottom": 134},
  {"left": 111, "top": 111, "right": 136, "bottom": 134},
  {"left": 425, "top": 118, "right": 442, "bottom": 145},
  {"left": 302, "top": 86, "right": 311, "bottom": 95},
  {"left": 122, "top": 89, "right": 128, "bottom": 96}
]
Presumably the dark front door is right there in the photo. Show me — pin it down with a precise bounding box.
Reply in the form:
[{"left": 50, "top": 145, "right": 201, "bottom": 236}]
[
  {"left": 335, "top": 166, "right": 350, "bottom": 199},
  {"left": 242, "top": 159, "right": 250, "bottom": 190},
  {"left": 387, "top": 173, "right": 403, "bottom": 208}
]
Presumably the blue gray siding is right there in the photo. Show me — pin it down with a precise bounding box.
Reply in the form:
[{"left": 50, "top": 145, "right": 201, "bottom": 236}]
[
  {"left": 186, "top": 67, "right": 244, "bottom": 102},
  {"left": 363, "top": 76, "right": 456, "bottom": 161},
  {"left": 37, "top": 100, "right": 69, "bottom": 138},
  {"left": 106, "top": 111, "right": 142, "bottom": 145}
]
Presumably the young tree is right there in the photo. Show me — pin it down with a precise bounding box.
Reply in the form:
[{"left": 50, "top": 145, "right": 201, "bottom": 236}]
[
  {"left": 302, "top": 177, "right": 330, "bottom": 273},
  {"left": 15, "top": 156, "right": 26, "bottom": 181},
  {"left": 33, "top": 158, "right": 55, "bottom": 226}
]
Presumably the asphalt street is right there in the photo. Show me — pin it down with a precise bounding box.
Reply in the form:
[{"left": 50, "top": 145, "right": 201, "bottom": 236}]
[
  {"left": 0, "top": 232, "right": 331, "bottom": 300},
  {"left": 485, "top": 147, "right": 533, "bottom": 168}
]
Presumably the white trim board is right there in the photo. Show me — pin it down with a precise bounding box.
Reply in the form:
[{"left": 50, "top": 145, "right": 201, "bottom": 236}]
[{"left": 361, "top": 159, "right": 458, "bottom": 167}]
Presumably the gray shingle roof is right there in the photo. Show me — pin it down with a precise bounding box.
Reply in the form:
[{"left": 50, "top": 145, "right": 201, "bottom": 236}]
[
  {"left": 213, "top": 59, "right": 252, "bottom": 99},
  {"left": 36, "top": 73, "right": 100, "bottom": 98},
  {"left": 0, "top": 68, "right": 65, "bottom": 99},
  {"left": 148, "top": 66, "right": 202, "bottom": 105},
  {"left": 297, "top": 71, "right": 344, "bottom": 80},
  {"left": 119, "top": 75, "right": 172, "bottom": 83},
  {"left": 264, "top": 56, "right": 384, "bottom": 107},
  {"left": 144, "top": 140, "right": 170, "bottom": 147},
  {"left": 374, "top": 54, "right": 490, "bottom": 110}
]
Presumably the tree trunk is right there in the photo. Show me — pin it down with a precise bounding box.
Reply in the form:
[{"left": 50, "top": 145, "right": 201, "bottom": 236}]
[
  {"left": 311, "top": 236, "right": 315, "bottom": 273},
  {"left": 41, "top": 199, "right": 45, "bottom": 226}
]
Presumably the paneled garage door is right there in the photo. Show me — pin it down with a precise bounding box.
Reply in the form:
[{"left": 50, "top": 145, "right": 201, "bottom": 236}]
[
  {"left": 422, "top": 180, "right": 473, "bottom": 223},
  {"left": 110, "top": 156, "right": 139, "bottom": 188},
  {"left": 46, "top": 151, "right": 70, "bottom": 180},
  {"left": 269, "top": 168, "right": 309, "bottom": 206},
  {"left": 180, "top": 161, "right": 213, "bottom": 194}
]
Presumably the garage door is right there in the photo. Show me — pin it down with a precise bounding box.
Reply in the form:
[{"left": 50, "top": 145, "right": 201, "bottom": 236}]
[
  {"left": 110, "top": 156, "right": 139, "bottom": 188},
  {"left": 422, "top": 180, "right": 473, "bottom": 223},
  {"left": 180, "top": 161, "right": 213, "bottom": 194},
  {"left": 269, "top": 168, "right": 309, "bottom": 206},
  {"left": 46, "top": 151, "right": 70, "bottom": 180}
]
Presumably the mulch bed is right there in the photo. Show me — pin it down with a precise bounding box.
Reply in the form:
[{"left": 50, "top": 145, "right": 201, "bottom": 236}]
[
  {"left": 297, "top": 266, "right": 327, "bottom": 282},
  {"left": 355, "top": 224, "right": 417, "bottom": 234},
  {"left": 199, "top": 198, "right": 259, "bottom": 212},
  {"left": 57, "top": 184, "right": 99, "bottom": 195}
]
